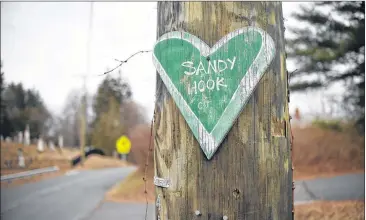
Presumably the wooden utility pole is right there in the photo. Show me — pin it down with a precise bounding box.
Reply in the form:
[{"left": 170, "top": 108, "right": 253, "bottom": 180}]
[
  {"left": 154, "top": 2, "right": 292, "bottom": 220},
  {"left": 79, "top": 76, "right": 87, "bottom": 165},
  {"left": 79, "top": 2, "right": 94, "bottom": 165}
]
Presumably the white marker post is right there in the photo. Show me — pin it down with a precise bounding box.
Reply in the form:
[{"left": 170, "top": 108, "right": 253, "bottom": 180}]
[
  {"left": 24, "top": 125, "right": 30, "bottom": 146},
  {"left": 37, "top": 138, "right": 44, "bottom": 152},
  {"left": 49, "top": 141, "right": 55, "bottom": 151},
  {"left": 18, "top": 148, "right": 25, "bottom": 168},
  {"left": 58, "top": 135, "right": 64, "bottom": 149},
  {"left": 18, "top": 132, "right": 23, "bottom": 144}
]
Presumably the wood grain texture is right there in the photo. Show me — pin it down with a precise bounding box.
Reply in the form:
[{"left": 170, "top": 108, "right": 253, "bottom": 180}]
[{"left": 154, "top": 2, "right": 292, "bottom": 220}]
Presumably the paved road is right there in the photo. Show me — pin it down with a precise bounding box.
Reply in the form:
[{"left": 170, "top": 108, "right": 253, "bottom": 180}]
[
  {"left": 294, "top": 173, "right": 364, "bottom": 204},
  {"left": 1, "top": 167, "right": 137, "bottom": 220},
  {"left": 88, "top": 173, "right": 365, "bottom": 219},
  {"left": 1, "top": 169, "right": 364, "bottom": 220}
]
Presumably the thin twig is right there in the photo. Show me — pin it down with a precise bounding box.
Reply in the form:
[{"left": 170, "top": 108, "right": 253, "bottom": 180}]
[
  {"left": 100, "top": 50, "right": 152, "bottom": 76},
  {"left": 290, "top": 69, "right": 298, "bottom": 74},
  {"left": 288, "top": 69, "right": 298, "bottom": 81}
]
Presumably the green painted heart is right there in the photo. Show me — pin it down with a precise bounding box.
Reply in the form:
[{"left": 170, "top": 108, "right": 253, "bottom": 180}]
[{"left": 153, "top": 27, "right": 276, "bottom": 160}]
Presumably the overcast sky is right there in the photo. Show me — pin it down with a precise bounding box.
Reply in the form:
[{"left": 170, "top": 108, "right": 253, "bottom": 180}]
[{"left": 1, "top": 2, "right": 343, "bottom": 121}]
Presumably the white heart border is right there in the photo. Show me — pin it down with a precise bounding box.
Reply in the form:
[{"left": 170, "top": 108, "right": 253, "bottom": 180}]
[{"left": 152, "top": 26, "right": 276, "bottom": 160}]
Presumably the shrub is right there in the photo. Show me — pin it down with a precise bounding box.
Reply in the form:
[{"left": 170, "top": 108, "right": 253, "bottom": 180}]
[{"left": 311, "top": 119, "right": 344, "bottom": 132}]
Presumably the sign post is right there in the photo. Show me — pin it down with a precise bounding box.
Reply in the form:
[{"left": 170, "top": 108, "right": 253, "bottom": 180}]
[
  {"left": 115, "top": 135, "right": 131, "bottom": 161},
  {"left": 153, "top": 2, "right": 292, "bottom": 220}
]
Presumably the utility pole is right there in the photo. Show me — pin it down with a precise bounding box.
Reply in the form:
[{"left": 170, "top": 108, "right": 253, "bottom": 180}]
[
  {"left": 153, "top": 2, "right": 292, "bottom": 220},
  {"left": 79, "top": 2, "right": 94, "bottom": 165},
  {"left": 79, "top": 75, "right": 87, "bottom": 165}
]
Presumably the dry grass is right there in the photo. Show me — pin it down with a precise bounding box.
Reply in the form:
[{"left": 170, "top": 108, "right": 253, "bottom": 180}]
[
  {"left": 106, "top": 124, "right": 365, "bottom": 204},
  {"left": 292, "top": 126, "right": 365, "bottom": 180},
  {"left": 295, "top": 200, "right": 365, "bottom": 220},
  {"left": 105, "top": 169, "right": 155, "bottom": 203},
  {"left": 105, "top": 124, "right": 155, "bottom": 203},
  {"left": 0, "top": 142, "right": 75, "bottom": 188},
  {"left": 0, "top": 142, "right": 73, "bottom": 175},
  {"left": 39, "top": 148, "right": 80, "bottom": 160},
  {"left": 1, "top": 142, "right": 129, "bottom": 188},
  {"left": 73, "top": 155, "right": 130, "bottom": 170}
]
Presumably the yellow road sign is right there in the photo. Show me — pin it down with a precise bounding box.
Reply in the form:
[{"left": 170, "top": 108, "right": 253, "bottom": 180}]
[{"left": 116, "top": 135, "right": 131, "bottom": 154}]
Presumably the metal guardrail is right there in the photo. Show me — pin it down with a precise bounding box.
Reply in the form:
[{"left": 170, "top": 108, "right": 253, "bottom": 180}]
[{"left": 1, "top": 166, "right": 60, "bottom": 181}]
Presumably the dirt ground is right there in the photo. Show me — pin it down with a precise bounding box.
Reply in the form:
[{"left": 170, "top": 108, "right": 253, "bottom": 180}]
[{"left": 295, "top": 200, "right": 365, "bottom": 220}]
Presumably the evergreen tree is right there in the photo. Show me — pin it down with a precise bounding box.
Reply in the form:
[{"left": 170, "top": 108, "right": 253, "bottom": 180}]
[
  {"left": 286, "top": 2, "right": 365, "bottom": 132},
  {"left": 0, "top": 62, "right": 12, "bottom": 138},
  {"left": 92, "top": 72, "right": 132, "bottom": 125},
  {"left": 90, "top": 71, "right": 148, "bottom": 155},
  {"left": 1, "top": 77, "right": 50, "bottom": 138},
  {"left": 91, "top": 97, "right": 124, "bottom": 156}
]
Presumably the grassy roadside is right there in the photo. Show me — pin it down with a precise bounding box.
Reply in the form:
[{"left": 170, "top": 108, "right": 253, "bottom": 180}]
[
  {"left": 106, "top": 174, "right": 365, "bottom": 219},
  {"left": 295, "top": 200, "right": 364, "bottom": 220},
  {"left": 1, "top": 170, "right": 69, "bottom": 188},
  {"left": 106, "top": 124, "right": 364, "bottom": 205},
  {"left": 105, "top": 170, "right": 155, "bottom": 203},
  {"left": 292, "top": 126, "right": 364, "bottom": 180},
  {"left": 1, "top": 142, "right": 131, "bottom": 188},
  {"left": 73, "top": 155, "right": 130, "bottom": 170},
  {"left": 1, "top": 142, "right": 74, "bottom": 175},
  {"left": 104, "top": 124, "right": 155, "bottom": 203}
]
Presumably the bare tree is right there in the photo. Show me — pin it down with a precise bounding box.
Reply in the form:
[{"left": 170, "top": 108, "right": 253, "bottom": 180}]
[
  {"left": 120, "top": 100, "right": 147, "bottom": 135},
  {"left": 55, "top": 89, "right": 82, "bottom": 147}
]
